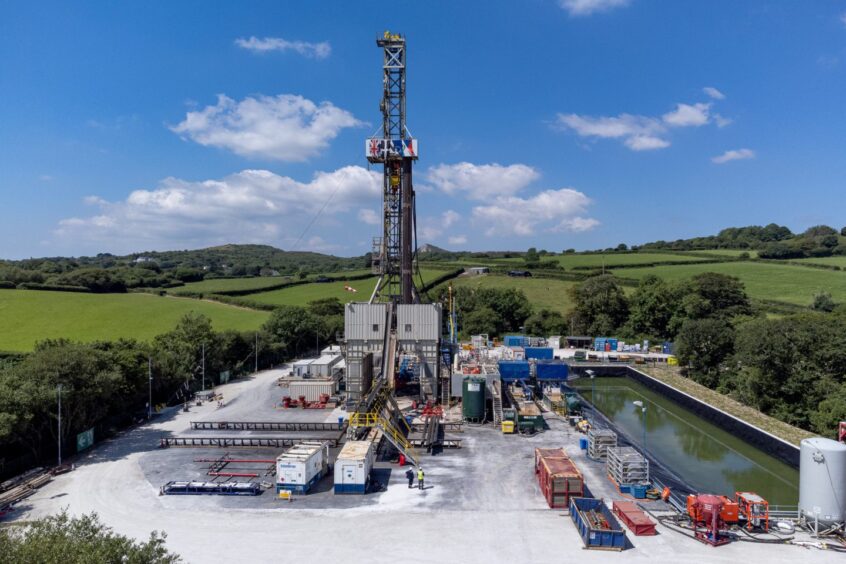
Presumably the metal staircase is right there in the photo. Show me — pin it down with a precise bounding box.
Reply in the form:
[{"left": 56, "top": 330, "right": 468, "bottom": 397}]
[
  {"left": 491, "top": 379, "right": 504, "bottom": 426},
  {"left": 349, "top": 316, "right": 419, "bottom": 467}
]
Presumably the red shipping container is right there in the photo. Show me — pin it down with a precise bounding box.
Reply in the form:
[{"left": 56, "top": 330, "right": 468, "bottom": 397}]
[
  {"left": 536, "top": 454, "right": 583, "bottom": 509},
  {"left": 534, "top": 447, "right": 568, "bottom": 472},
  {"left": 612, "top": 500, "right": 657, "bottom": 536}
]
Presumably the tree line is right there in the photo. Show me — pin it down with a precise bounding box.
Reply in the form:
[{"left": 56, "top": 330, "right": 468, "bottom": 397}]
[{"left": 0, "top": 298, "right": 345, "bottom": 479}]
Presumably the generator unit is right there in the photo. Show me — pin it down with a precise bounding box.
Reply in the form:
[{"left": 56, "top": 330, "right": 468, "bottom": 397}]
[
  {"left": 686, "top": 494, "right": 738, "bottom": 546},
  {"left": 735, "top": 491, "right": 769, "bottom": 531}
]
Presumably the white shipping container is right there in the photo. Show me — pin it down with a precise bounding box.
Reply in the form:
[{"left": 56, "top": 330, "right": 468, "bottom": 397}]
[
  {"left": 285, "top": 380, "right": 337, "bottom": 402},
  {"left": 276, "top": 441, "right": 329, "bottom": 494},
  {"left": 334, "top": 440, "right": 374, "bottom": 494}
]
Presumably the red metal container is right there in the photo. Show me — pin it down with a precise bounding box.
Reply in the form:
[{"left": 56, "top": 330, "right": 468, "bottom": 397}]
[
  {"left": 612, "top": 500, "right": 657, "bottom": 536},
  {"left": 535, "top": 449, "right": 583, "bottom": 509}
]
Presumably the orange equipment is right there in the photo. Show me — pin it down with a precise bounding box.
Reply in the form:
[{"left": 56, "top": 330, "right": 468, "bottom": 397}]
[
  {"left": 686, "top": 494, "right": 735, "bottom": 546},
  {"left": 735, "top": 492, "right": 769, "bottom": 531}
]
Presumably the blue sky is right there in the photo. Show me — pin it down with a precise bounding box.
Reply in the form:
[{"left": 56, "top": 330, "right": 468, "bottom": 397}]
[{"left": 1, "top": 1, "right": 845, "bottom": 259}]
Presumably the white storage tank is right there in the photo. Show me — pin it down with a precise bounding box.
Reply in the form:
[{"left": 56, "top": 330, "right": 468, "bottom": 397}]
[
  {"left": 276, "top": 441, "right": 329, "bottom": 494},
  {"left": 334, "top": 440, "right": 374, "bottom": 494},
  {"left": 799, "top": 437, "right": 846, "bottom": 526}
]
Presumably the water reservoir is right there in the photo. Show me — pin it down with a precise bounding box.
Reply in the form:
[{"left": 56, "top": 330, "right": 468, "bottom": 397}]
[{"left": 572, "top": 376, "right": 799, "bottom": 505}]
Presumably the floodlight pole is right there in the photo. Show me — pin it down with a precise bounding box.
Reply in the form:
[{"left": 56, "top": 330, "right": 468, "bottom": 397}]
[
  {"left": 148, "top": 356, "right": 153, "bottom": 420},
  {"left": 201, "top": 343, "right": 206, "bottom": 392},
  {"left": 57, "top": 384, "right": 62, "bottom": 467}
]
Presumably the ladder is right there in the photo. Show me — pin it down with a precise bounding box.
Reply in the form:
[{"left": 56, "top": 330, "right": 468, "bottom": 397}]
[{"left": 491, "top": 380, "right": 503, "bottom": 426}]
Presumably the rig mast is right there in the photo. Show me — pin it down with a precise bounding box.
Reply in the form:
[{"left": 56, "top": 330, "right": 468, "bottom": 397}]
[{"left": 367, "top": 31, "right": 418, "bottom": 305}]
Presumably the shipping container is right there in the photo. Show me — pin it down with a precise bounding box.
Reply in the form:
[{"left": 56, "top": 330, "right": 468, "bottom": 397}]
[
  {"left": 504, "top": 335, "right": 529, "bottom": 348},
  {"left": 308, "top": 354, "right": 342, "bottom": 378},
  {"left": 517, "top": 403, "right": 544, "bottom": 433},
  {"left": 498, "top": 360, "right": 530, "bottom": 382},
  {"left": 334, "top": 440, "right": 374, "bottom": 494},
  {"left": 285, "top": 380, "right": 337, "bottom": 402},
  {"left": 276, "top": 441, "right": 329, "bottom": 494},
  {"left": 525, "top": 347, "right": 554, "bottom": 360},
  {"left": 569, "top": 497, "right": 627, "bottom": 550},
  {"left": 535, "top": 360, "right": 569, "bottom": 381},
  {"left": 612, "top": 500, "right": 657, "bottom": 535},
  {"left": 535, "top": 449, "right": 583, "bottom": 508}
]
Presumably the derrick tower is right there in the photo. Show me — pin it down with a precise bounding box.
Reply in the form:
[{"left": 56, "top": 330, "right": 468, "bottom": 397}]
[{"left": 366, "top": 31, "right": 419, "bottom": 305}]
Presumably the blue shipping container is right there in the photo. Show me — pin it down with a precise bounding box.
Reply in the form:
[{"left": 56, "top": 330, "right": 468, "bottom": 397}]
[
  {"left": 498, "top": 360, "right": 530, "bottom": 382},
  {"left": 662, "top": 341, "right": 674, "bottom": 354},
  {"left": 525, "top": 347, "right": 554, "bottom": 360},
  {"left": 535, "top": 360, "right": 569, "bottom": 381},
  {"left": 569, "top": 497, "right": 627, "bottom": 550},
  {"left": 593, "top": 338, "right": 607, "bottom": 351},
  {"left": 504, "top": 335, "right": 528, "bottom": 347}
]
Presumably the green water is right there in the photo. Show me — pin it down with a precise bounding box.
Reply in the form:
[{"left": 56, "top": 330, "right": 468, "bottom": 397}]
[{"left": 572, "top": 377, "right": 799, "bottom": 505}]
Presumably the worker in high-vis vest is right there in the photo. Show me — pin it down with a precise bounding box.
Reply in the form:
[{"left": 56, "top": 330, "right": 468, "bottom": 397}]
[{"left": 417, "top": 467, "right": 425, "bottom": 490}]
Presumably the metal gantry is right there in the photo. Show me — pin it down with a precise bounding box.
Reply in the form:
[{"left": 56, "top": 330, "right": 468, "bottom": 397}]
[{"left": 366, "top": 31, "right": 419, "bottom": 305}]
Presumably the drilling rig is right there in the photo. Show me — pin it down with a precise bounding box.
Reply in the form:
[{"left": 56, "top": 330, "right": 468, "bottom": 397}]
[
  {"left": 366, "top": 30, "right": 419, "bottom": 305},
  {"left": 343, "top": 32, "right": 443, "bottom": 468}
]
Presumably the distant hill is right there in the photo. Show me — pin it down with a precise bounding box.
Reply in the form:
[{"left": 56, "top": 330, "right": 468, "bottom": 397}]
[
  {"left": 418, "top": 243, "right": 449, "bottom": 254},
  {"left": 0, "top": 244, "right": 369, "bottom": 293}
]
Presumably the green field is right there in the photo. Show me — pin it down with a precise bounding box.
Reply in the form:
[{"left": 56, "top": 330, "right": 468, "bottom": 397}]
[
  {"left": 613, "top": 262, "right": 846, "bottom": 306},
  {"left": 173, "top": 270, "right": 374, "bottom": 295},
  {"left": 173, "top": 277, "right": 291, "bottom": 294},
  {"left": 447, "top": 274, "right": 579, "bottom": 315},
  {"left": 677, "top": 249, "right": 759, "bottom": 258},
  {"left": 489, "top": 252, "right": 714, "bottom": 269},
  {"left": 244, "top": 268, "right": 453, "bottom": 307},
  {"left": 0, "top": 290, "right": 269, "bottom": 352},
  {"left": 792, "top": 256, "right": 846, "bottom": 268}
]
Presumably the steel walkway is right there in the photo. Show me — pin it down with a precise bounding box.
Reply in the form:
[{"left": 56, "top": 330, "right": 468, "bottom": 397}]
[{"left": 190, "top": 421, "right": 346, "bottom": 432}]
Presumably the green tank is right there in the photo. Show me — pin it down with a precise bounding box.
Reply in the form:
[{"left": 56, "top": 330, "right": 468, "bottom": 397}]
[{"left": 462, "top": 377, "right": 486, "bottom": 422}]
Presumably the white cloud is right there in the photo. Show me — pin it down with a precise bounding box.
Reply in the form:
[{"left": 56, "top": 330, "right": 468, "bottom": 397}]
[
  {"left": 235, "top": 36, "right": 331, "bottom": 59},
  {"left": 662, "top": 103, "right": 711, "bottom": 127},
  {"left": 712, "top": 148, "right": 755, "bottom": 164},
  {"left": 170, "top": 94, "right": 364, "bottom": 162},
  {"left": 56, "top": 166, "right": 381, "bottom": 252},
  {"left": 448, "top": 235, "right": 467, "bottom": 246},
  {"left": 358, "top": 208, "right": 380, "bottom": 225},
  {"left": 419, "top": 210, "right": 462, "bottom": 241},
  {"left": 714, "top": 114, "right": 733, "bottom": 128},
  {"left": 472, "top": 188, "right": 598, "bottom": 236},
  {"left": 426, "top": 162, "right": 540, "bottom": 200},
  {"left": 556, "top": 98, "right": 724, "bottom": 151},
  {"left": 559, "top": 0, "right": 630, "bottom": 16},
  {"left": 702, "top": 87, "right": 725, "bottom": 100},
  {"left": 556, "top": 113, "right": 669, "bottom": 151},
  {"left": 625, "top": 135, "right": 670, "bottom": 151}
]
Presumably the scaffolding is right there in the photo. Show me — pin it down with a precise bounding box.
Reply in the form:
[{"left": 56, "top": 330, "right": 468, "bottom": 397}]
[
  {"left": 606, "top": 446, "right": 649, "bottom": 486},
  {"left": 587, "top": 428, "right": 618, "bottom": 461}
]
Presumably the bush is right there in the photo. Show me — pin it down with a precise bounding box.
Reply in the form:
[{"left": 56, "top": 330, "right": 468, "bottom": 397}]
[{"left": 17, "top": 282, "right": 91, "bottom": 293}]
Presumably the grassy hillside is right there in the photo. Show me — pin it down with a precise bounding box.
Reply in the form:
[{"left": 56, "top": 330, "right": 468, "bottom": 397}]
[
  {"left": 489, "top": 252, "right": 712, "bottom": 268},
  {"left": 243, "top": 268, "right": 452, "bottom": 307},
  {"left": 614, "top": 261, "right": 846, "bottom": 306},
  {"left": 447, "top": 274, "right": 580, "bottom": 315},
  {"left": 0, "top": 290, "right": 269, "bottom": 352},
  {"left": 172, "top": 269, "right": 373, "bottom": 295}
]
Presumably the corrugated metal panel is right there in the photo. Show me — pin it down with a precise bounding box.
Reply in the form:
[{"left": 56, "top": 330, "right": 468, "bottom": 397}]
[
  {"left": 287, "top": 380, "right": 336, "bottom": 402},
  {"left": 396, "top": 304, "right": 441, "bottom": 341},
  {"left": 344, "top": 303, "right": 388, "bottom": 341}
]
